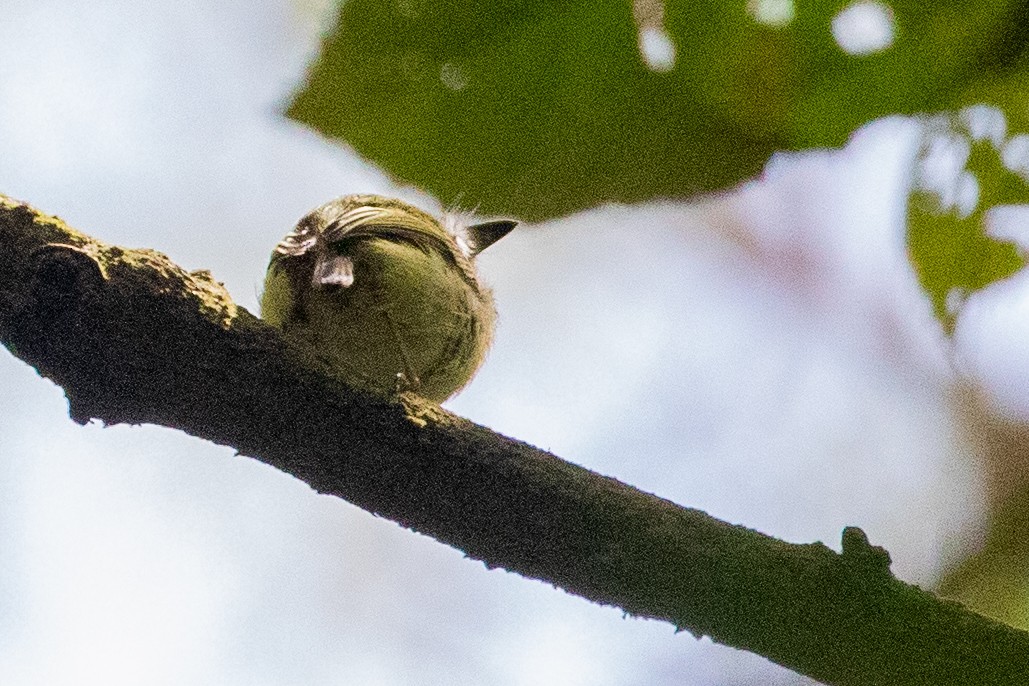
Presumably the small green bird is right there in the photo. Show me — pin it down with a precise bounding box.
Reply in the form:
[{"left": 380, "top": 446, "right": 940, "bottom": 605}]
[{"left": 260, "top": 194, "right": 516, "bottom": 402}]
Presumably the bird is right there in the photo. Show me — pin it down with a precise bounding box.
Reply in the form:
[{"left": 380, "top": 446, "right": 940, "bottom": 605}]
[{"left": 260, "top": 194, "right": 516, "bottom": 402}]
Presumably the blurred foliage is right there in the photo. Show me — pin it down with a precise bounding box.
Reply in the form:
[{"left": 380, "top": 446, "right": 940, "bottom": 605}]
[
  {"left": 288, "top": 0, "right": 1029, "bottom": 335},
  {"left": 938, "top": 398, "right": 1029, "bottom": 628},
  {"left": 288, "top": 0, "right": 1025, "bottom": 221},
  {"left": 940, "top": 511, "right": 1029, "bottom": 629},
  {"left": 908, "top": 103, "right": 1029, "bottom": 334}
]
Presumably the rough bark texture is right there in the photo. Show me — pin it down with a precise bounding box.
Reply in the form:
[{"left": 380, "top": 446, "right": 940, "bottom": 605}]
[{"left": 2, "top": 194, "right": 1028, "bottom": 685}]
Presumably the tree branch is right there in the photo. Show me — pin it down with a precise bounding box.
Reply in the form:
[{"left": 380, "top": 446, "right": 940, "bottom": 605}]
[{"left": 1, "top": 193, "right": 1026, "bottom": 685}]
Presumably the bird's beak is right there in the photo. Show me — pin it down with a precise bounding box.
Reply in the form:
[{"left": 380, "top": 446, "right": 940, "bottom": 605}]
[{"left": 467, "top": 220, "right": 518, "bottom": 257}]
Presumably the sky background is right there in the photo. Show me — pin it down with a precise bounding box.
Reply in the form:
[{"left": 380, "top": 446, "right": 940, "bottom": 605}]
[{"left": 1, "top": 1, "right": 1026, "bottom": 684}]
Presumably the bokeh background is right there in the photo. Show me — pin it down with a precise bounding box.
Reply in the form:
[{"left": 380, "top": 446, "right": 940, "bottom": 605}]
[{"left": 2, "top": 1, "right": 1027, "bottom": 684}]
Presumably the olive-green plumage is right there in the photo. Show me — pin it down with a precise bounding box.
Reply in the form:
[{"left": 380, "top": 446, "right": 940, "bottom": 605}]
[{"left": 260, "top": 195, "right": 515, "bottom": 402}]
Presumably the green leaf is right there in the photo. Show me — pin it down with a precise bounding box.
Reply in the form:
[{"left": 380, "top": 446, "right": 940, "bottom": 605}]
[
  {"left": 939, "top": 455, "right": 1029, "bottom": 628},
  {"left": 907, "top": 68, "right": 1029, "bottom": 333},
  {"left": 288, "top": 0, "right": 1022, "bottom": 220}
]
